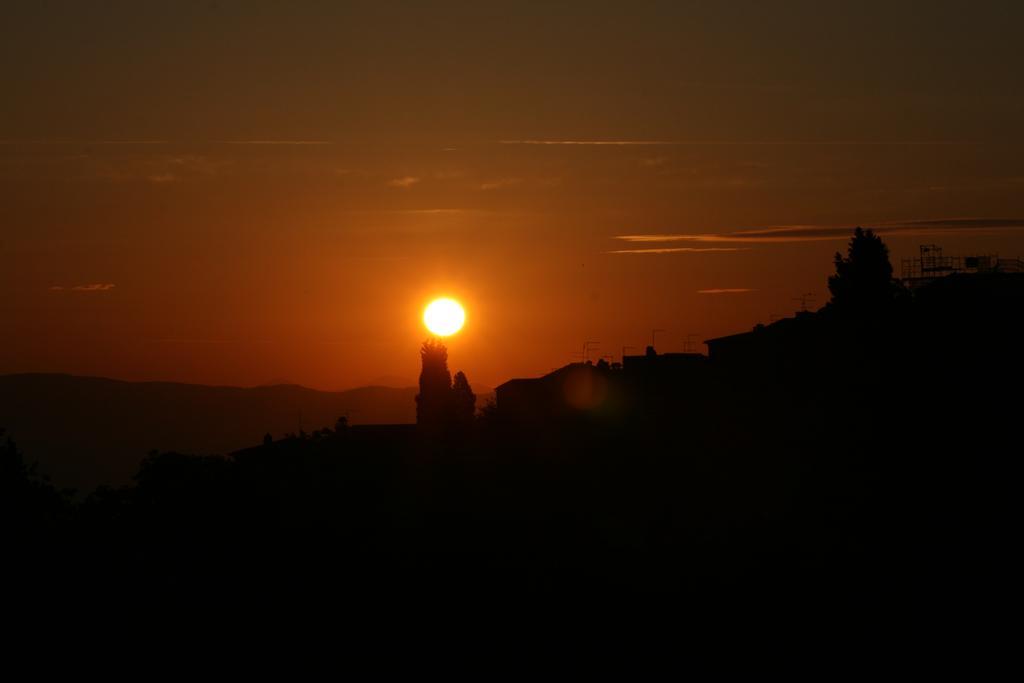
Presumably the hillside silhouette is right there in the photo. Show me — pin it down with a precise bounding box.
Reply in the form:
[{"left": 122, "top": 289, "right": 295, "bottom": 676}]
[
  {"left": 0, "top": 375, "right": 421, "bottom": 491},
  {"left": 5, "top": 229, "right": 1021, "bottom": 649}
]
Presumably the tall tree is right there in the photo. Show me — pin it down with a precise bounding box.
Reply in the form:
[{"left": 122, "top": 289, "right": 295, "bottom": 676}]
[
  {"left": 451, "top": 371, "right": 476, "bottom": 425},
  {"left": 416, "top": 339, "right": 452, "bottom": 426},
  {"left": 828, "top": 227, "right": 902, "bottom": 314}
]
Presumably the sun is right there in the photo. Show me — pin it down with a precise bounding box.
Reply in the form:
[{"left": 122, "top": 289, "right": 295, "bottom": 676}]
[{"left": 423, "top": 297, "right": 466, "bottom": 337}]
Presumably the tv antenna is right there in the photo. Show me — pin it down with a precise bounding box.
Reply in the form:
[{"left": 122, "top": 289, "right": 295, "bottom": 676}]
[
  {"left": 682, "top": 333, "right": 699, "bottom": 353},
  {"left": 583, "top": 340, "right": 600, "bottom": 363},
  {"left": 621, "top": 345, "right": 637, "bottom": 362},
  {"left": 793, "top": 293, "right": 815, "bottom": 312},
  {"left": 651, "top": 328, "right": 666, "bottom": 349}
]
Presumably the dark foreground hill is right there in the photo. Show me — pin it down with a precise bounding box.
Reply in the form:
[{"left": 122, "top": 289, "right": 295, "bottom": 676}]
[{"left": 0, "top": 373, "right": 418, "bottom": 492}]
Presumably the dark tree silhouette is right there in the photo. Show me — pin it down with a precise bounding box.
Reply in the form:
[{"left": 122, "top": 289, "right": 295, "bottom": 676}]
[
  {"left": 451, "top": 371, "right": 476, "bottom": 425},
  {"left": 828, "top": 227, "right": 903, "bottom": 313},
  {"left": 1, "top": 429, "right": 27, "bottom": 485},
  {"left": 416, "top": 338, "right": 453, "bottom": 426},
  {"left": 2, "top": 429, "right": 69, "bottom": 527}
]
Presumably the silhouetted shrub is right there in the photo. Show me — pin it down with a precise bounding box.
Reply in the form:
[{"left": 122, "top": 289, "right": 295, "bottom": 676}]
[
  {"left": 452, "top": 371, "right": 476, "bottom": 425},
  {"left": 828, "top": 227, "right": 905, "bottom": 314}
]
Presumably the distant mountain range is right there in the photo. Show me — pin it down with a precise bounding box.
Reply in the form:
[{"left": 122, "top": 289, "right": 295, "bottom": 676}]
[{"left": 0, "top": 373, "right": 427, "bottom": 493}]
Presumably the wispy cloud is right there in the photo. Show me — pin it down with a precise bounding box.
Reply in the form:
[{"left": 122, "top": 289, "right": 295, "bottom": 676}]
[
  {"left": 608, "top": 247, "right": 747, "bottom": 255},
  {"left": 338, "top": 208, "right": 480, "bottom": 215},
  {"left": 387, "top": 176, "right": 421, "bottom": 188},
  {"left": 3, "top": 139, "right": 332, "bottom": 146},
  {"left": 0, "top": 140, "right": 170, "bottom": 145},
  {"left": 50, "top": 283, "right": 116, "bottom": 292},
  {"left": 91, "top": 140, "right": 169, "bottom": 145},
  {"left": 675, "top": 80, "right": 797, "bottom": 92},
  {"left": 146, "top": 338, "right": 274, "bottom": 345},
  {"left": 501, "top": 140, "right": 962, "bottom": 147},
  {"left": 697, "top": 288, "right": 756, "bottom": 294},
  {"left": 501, "top": 140, "right": 675, "bottom": 146},
  {"left": 216, "top": 140, "right": 332, "bottom": 145},
  {"left": 479, "top": 177, "right": 523, "bottom": 191},
  {"left": 615, "top": 218, "right": 1024, "bottom": 245},
  {"left": 89, "top": 154, "right": 230, "bottom": 184},
  {"left": 615, "top": 229, "right": 832, "bottom": 244},
  {"left": 431, "top": 168, "right": 466, "bottom": 181}
]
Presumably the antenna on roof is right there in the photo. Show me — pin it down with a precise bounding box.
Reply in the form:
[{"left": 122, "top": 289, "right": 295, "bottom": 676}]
[
  {"left": 583, "top": 340, "right": 600, "bottom": 363},
  {"left": 621, "top": 345, "right": 637, "bottom": 363},
  {"left": 793, "top": 293, "right": 815, "bottom": 312},
  {"left": 651, "top": 328, "right": 666, "bottom": 349}
]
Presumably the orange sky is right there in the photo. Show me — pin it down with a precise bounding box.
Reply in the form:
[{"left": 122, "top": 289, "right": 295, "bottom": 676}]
[{"left": 3, "top": 1, "right": 1024, "bottom": 390}]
